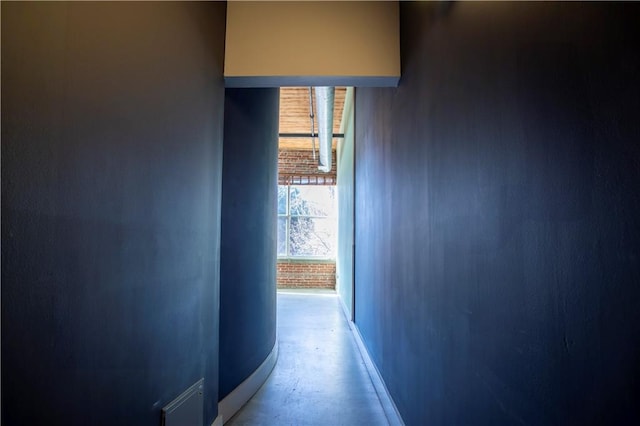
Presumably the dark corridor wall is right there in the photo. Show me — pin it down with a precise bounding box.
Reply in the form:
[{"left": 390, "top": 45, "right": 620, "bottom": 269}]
[
  {"left": 1, "top": 3, "right": 226, "bottom": 425},
  {"left": 355, "top": 2, "right": 640, "bottom": 425},
  {"left": 219, "top": 89, "right": 279, "bottom": 399}
]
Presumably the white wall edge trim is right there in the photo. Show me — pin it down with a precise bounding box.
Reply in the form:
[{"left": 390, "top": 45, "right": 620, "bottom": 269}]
[
  {"left": 218, "top": 338, "right": 279, "bottom": 424},
  {"left": 348, "top": 321, "right": 405, "bottom": 426}
]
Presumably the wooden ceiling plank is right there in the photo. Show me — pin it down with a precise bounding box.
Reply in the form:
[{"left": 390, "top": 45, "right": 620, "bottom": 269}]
[{"left": 279, "top": 87, "right": 346, "bottom": 143}]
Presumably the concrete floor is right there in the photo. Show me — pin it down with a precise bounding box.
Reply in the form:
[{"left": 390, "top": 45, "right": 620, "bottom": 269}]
[{"left": 225, "top": 290, "right": 389, "bottom": 426}]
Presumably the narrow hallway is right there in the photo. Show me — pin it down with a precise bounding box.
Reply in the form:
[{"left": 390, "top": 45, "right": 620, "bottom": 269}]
[{"left": 226, "top": 291, "right": 388, "bottom": 426}]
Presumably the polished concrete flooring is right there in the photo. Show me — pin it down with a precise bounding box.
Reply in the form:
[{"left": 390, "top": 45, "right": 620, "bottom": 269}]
[{"left": 226, "top": 290, "right": 389, "bottom": 426}]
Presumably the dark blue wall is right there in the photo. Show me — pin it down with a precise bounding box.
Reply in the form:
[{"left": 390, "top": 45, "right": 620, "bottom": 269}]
[
  {"left": 1, "top": 3, "right": 226, "bottom": 425},
  {"left": 219, "top": 89, "right": 279, "bottom": 399},
  {"left": 355, "top": 2, "right": 640, "bottom": 425}
]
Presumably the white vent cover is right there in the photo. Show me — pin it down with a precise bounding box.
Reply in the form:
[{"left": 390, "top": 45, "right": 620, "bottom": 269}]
[{"left": 162, "top": 378, "right": 204, "bottom": 426}]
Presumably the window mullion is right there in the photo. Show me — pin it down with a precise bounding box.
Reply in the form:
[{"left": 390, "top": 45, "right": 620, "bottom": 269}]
[{"left": 286, "top": 185, "right": 291, "bottom": 257}]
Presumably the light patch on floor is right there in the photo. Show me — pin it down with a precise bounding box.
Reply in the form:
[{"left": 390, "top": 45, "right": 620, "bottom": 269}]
[{"left": 225, "top": 292, "right": 388, "bottom": 426}]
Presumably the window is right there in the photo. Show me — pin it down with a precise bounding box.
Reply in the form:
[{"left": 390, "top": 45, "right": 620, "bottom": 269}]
[{"left": 278, "top": 185, "right": 336, "bottom": 258}]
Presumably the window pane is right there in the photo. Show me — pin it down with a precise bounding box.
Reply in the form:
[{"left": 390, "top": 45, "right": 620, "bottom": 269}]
[
  {"left": 277, "top": 217, "right": 287, "bottom": 256},
  {"left": 289, "top": 186, "right": 335, "bottom": 217},
  {"left": 278, "top": 185, "right": 288, "bottom": 215},
  {"left": 289, "top": 217, "right": 336, "bottom": 257}
]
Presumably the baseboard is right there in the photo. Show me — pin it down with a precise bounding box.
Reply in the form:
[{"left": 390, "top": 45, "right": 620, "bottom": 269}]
[
  {"left": 211, "top": 414, "right": 223, "bottom": 426},
  {"left": 218, "top": 338, "right": 279, "bottom": 424},
  {"left": 348, "top": 322, "right": 405, "bottom": 426},
  {"left": 337, "top": 292, "right": 353, "bottom": 323}
]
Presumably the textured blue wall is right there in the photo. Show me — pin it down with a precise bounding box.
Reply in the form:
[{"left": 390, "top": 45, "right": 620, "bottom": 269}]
[
  {"left": 1, "top": 3, "right": 226, "bottom": 425},
  {"left": 219, "top": 89, "right": 279, "bottom": 399},
  {"left": 355, "top": 2, "right": 640, "bottom": 425}
]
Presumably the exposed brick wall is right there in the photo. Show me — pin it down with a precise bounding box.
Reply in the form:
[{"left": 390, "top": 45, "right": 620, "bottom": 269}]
[
  {"left": 278, "top": 149, "right": 337, "bottom": 179},
  {"left": 277, "top": 260, "right": 336, "bottom": 289}
]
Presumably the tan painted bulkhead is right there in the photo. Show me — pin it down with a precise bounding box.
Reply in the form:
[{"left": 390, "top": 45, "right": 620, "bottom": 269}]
[{"left": 225, "top": 1, "right": 400, "bottom": 86}]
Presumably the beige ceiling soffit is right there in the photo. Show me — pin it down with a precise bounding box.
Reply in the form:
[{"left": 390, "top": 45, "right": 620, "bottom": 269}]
[{"left": 225, "top": 1, "right": 400, "bottom": 88}]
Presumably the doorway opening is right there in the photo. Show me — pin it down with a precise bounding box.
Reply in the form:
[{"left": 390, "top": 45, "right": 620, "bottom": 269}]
[{"left": 276, "top": 87, "right": 354, "bottom": 320}]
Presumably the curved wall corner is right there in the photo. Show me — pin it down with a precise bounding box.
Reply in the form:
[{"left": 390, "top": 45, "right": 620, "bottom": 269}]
[
  {"left": 219, "top": 88, "right": 279, "bottom": 409},
  {"left": 218, "top": 338, "right": 278, "bottom": 423}
]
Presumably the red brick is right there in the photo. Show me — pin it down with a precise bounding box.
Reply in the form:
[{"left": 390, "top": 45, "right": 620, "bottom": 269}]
[{"left": 277, "top": 261, "right": 336, "bottom": 289}]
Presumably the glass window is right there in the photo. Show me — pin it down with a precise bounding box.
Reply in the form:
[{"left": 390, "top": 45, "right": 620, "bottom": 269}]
[
  {"left": 277, "top": 185, "right": 288, "bottom": 215},
  {"left": 278, "top": 185, "right": 336, "bottom": 258},
  {"left": 277, "top": 217, "right": 287, "bottom": 256}
]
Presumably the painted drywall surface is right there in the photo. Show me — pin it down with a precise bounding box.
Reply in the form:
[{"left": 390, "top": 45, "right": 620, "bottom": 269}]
[
  {"left": 337, "top": 88, "right": 355, "bottom": 319},
  {"left": 355, "top": 2, "right": 640, "bottom": 425},
  {"left": 1, "top": 2, "right": 226, "bottom": 425},
  {"left": 219, "top": 89, "right": 279, "bottom": 400},
  {"left": 225, "top": 1, "right": 399, "bottom": 87}
]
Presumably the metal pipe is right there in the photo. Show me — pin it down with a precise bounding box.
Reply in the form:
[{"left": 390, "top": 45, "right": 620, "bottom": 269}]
[
  {"left": 309, "top": 87, "right": 316, "bottom": 160},
  {"left": 315, "top": 86, "right": 334, "bottom": 173},
  {"left": 278, "top": 133, "right": 344, "bottom": 138}
]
